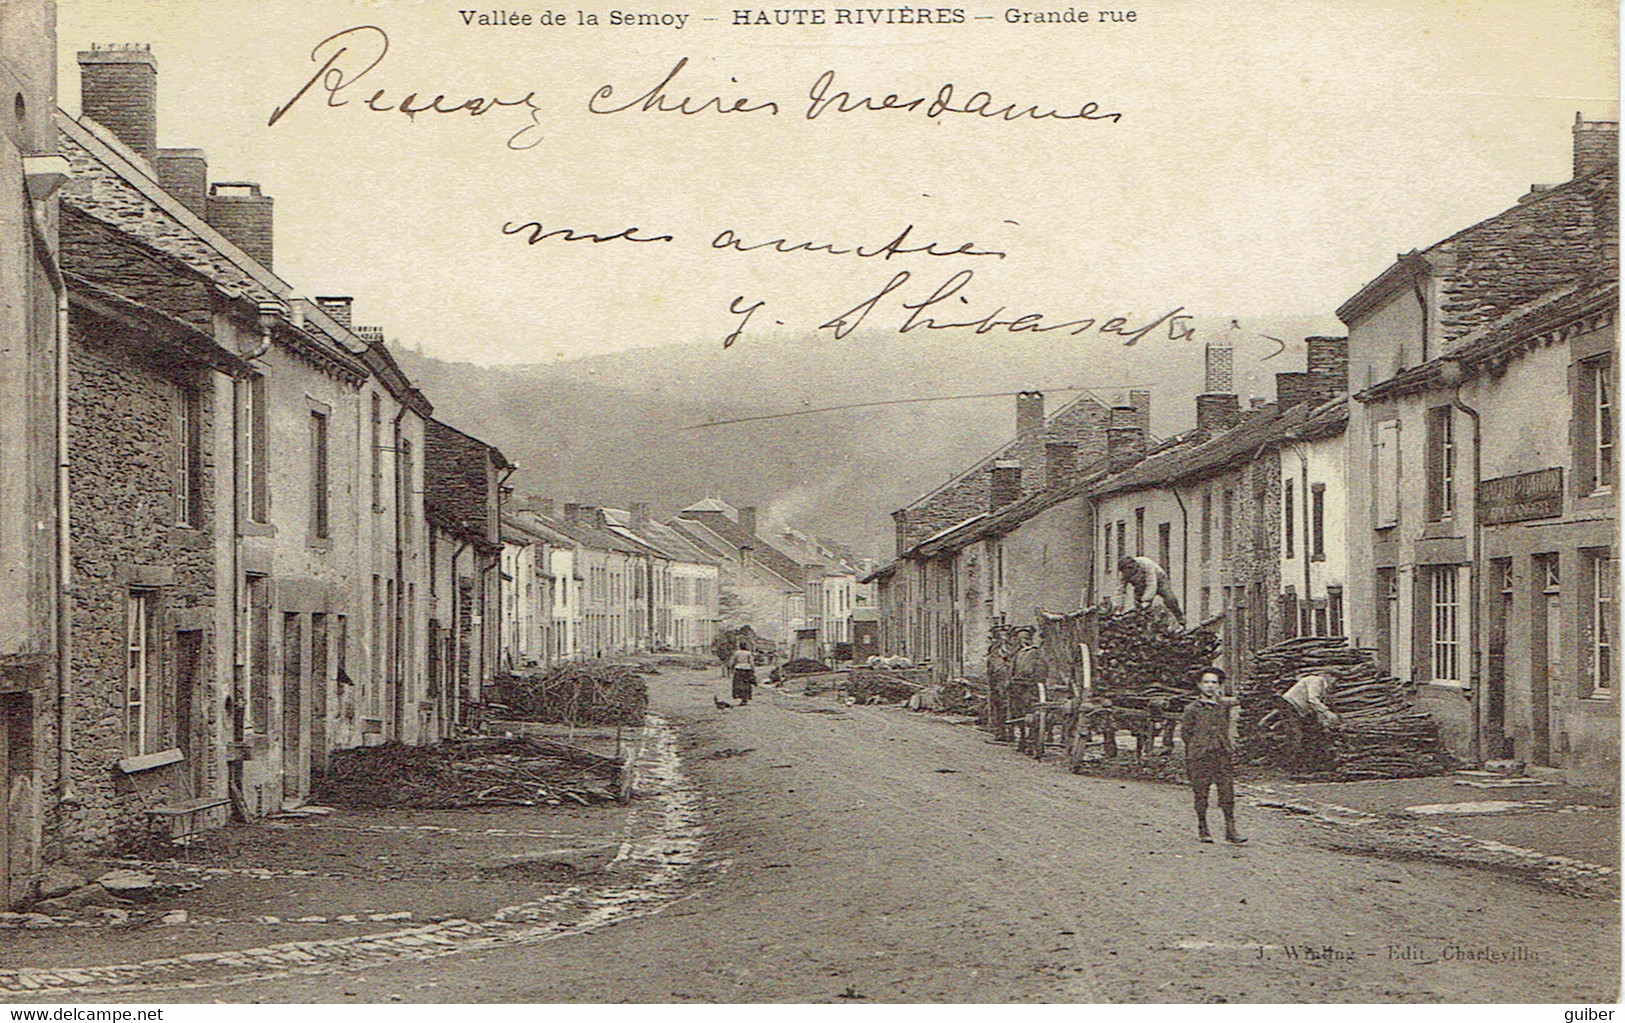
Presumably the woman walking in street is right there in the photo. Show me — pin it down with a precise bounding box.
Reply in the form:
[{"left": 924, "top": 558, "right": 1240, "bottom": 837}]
[
  {"left": 1179, "top": 667, "right": 1247, "bottom": 844},
  {"left": 729, "top": 641, "right": 757, "bottom": 705}
]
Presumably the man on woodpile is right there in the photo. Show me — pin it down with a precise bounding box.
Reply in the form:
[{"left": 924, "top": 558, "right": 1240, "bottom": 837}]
[
  {"left": 1116, "top": 555, "right": 1183, "bottom": 622},
  {"left": 1277, "top": 671, "right": 1341, "bottom": 771},
  {"left": 1179, "top": 667, "right": 1246, "bottom": 844}
]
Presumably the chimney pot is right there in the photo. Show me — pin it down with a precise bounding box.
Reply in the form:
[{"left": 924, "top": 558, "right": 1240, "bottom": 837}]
[{"left": 738, "top": 506, "right": 758, "bottom": 536}]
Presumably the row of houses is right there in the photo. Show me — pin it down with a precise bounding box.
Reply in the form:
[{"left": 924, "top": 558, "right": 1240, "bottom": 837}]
[
  {"left": 0, "top": 30, "right": 540, "bottom": 906},
  {"left": 870, "top": 117, "right": 1618, "bottom": 789}
]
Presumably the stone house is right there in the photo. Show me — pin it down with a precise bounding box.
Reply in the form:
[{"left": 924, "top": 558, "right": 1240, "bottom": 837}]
[
  {"left": 1342, "top": 117, "right": 1617, "bottom": 779},
  {"left": 670, "top": 501, "right": 805, "bottom": 650},
  {"left": 605, "top": 508, "right": 720, "bottom": 655},
  {"left": 425, "top": 419, "right": 511, "bottom": 726},
  {"left": 1, "top": 0, "right": 67, "bottom": 904}
]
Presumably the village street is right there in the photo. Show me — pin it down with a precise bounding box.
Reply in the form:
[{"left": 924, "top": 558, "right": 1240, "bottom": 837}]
[{"left": 5, "top": 665, "right": 1611, "bottom": 1004}]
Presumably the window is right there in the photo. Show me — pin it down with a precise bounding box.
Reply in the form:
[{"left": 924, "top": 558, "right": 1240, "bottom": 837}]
[
  {"left": 125, "top": 590, "right": 160, "bottom": 755},
  {"left": 1311, "top": 484, "right": 1326, "bottom": 561},
  {"left": 175, "top": 383, "right": 202, "bottom": 527},
  {"left": 310, "top": 409, "right": 330, "bottom": 540},
  {"left": 1425, "top": 406, "right": 1454, "bottom": 521},
  {"left": 1589, "top": 550, "right": 1614, "bottom": 696},
  {"left": 1221, "top": 489, "right": 1234, "bottom": 555},
  {"left": 1579, "top": 354, "right": 1615, "bottom": 494},
  {"left": 1327, "top": 585, "right": 1344, "bottom": 638},
  {"left": 1115, "top": 519, "right": 1126, "bottom": 568},
  {"left": 371, "top": 392, "right": 384, "bottom": 512},
  {"left": 1157, "top": 522, "right": 1171, "bottom": 570},
  {"left": 1283, "top": 478, "right": 1295, "bottom": 559},
  {"left": 1134, "top": 508, "right": 1145, "bottom": 558},
  {"left": 246, "top": 376, "right": 269, "bottom": 522},
  {"left": 1200, "top": 490, "right": 1212, "bottom": 562},
  {"left": 1374, "top": 419, "right": 1399, "bottom": 528},
  {"left": 1199, "top": 586, "right": 1210, "bottom": 620},
  {"left": 1430, "top": 566, "right": 1461, "bottom": 684}
]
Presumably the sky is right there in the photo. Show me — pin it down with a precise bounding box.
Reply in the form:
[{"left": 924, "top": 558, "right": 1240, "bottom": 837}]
[{"left": 56, "top": 0, "right": 1618, "bottom": 367}]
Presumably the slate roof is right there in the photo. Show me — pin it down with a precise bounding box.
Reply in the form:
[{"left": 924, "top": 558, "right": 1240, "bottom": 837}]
[
  {"left": 675, "top": 511, "right": 805, "bottom": 585},
  {"left": 1338, "top": 164, "right": 1617, "bottom": 345},
  {"left": 1357, "top": 280, "right": 1619, "bottom": 402}
]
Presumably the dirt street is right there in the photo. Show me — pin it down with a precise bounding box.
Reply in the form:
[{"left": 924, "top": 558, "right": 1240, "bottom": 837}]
[{"left": 217, "top": 667, "right": 1617, "bottom": 1004}]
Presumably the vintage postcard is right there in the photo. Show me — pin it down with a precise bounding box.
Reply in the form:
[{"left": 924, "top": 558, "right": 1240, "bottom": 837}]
[{"left": 0, "top": 0, "right": 1616, "bottom": 1006}]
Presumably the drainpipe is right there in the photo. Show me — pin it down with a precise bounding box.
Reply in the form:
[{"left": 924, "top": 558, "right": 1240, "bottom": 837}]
[
  {"left": 450, "top": 538, "right": 473, "bottom": 729},
  {"left": 1171, "top": 487, "right": 1190, "bottom": 622},
  {"left": 1440, "top": 359, "right": 1483, "bottom": 763},
  {"left": 392, "top": 402, "right": 409, "bottom": 741},
  {"left": 29, "top": 180, "right": 75, "bottom": 806}
]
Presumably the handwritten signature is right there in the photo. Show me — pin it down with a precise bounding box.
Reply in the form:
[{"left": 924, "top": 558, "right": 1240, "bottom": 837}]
[{"left": 720, "top": 269, "right": 1192, "bottom": 347}]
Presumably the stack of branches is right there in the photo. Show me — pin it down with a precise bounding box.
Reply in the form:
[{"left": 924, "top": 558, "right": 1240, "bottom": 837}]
[
  {"left": 1092, "top": 608, "right": 1219, "bottom": 710},
  {"left": 314, "top": 736, "right": 623, "bottom": 808},
  {"left": 770, "top": 658, "right": 832, "bottom": 683},
  {"left": 1239, "top": 636, "right": 1452, "bottom": 778},
  {"left": 844, "top": 670, "right": 923, "bottom": 704},
  {"left": 491, "top": 661, "right": 649, "bottom": 726}
]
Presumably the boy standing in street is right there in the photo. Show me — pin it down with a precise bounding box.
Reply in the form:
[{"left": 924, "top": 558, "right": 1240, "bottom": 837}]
[{"left": 1179, "top": 667, "right": 1247, "bottom": 844}]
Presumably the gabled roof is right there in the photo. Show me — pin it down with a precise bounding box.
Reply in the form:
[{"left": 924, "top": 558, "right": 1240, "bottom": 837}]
[
  {"left": 675, "top": 511, "right": 804, "bottom": 585},
  {"left": 913, "top": 466, "right": 1113, "bottom": 558},
  {"left": 507, "top": 510, "right": 581, "bottom": 549},
  {"left": 681, "top": 497, "right": 738, "bottom": 516},
  {"left": 667, "top": 517, "right": 801, "bottom": 590},
  {"left": 1357, "top": 280, "right": 1619, "bottom": 403},
  {"left": 1337, "top": 163, "right": 1617, "bottom": 342},
  {"left": 613, "top": 516, "right": 719, "bottom": 567}
]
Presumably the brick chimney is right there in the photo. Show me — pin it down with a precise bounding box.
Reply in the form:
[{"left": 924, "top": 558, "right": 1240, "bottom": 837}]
[
  {"left": 1205, "top": 326, "right": 1236, "bottom": 393},
  {"left": 1305, "top": 335, "right": 1349, "bottom": 395},
  {"left": 630, "top": 502, "right": 650, "bottom": 529},
  {"left": 1014, "top": 391, "right": 1045, "bottom": 480},
  {"left": 315, "top": 296, "right": 353, "bottom": 330},
  {"left": 563, "top": 502, "right": 582, "bottom": 524},
  {"left": 206, "top": 182, "right": 274, "bottom": 269},
  {"left": 1128, "top": 390, "right": 1151, "bottom": 438},
  {"left": 1045, "top": 442, "right": 1079, "bottom": 491},
  {"left": 536, "top": 498, "right": 555, "bottom": 520},
  {"left": 737, "top": 506, "right": 758, "bottom": 537},
  {"left": 1275, "top": 372, "right": 1319, "bottom": 409},
  {"left": 77, "top": 45, "right": 157, "bottom": 168},
  {"left": 156, "top": 147, "right": 206, "bottom": 216},
  {"left": 893, "top": 510, "right": 910, "bottom": 558},
  {"left": 1195, "top": 393, "right": 1242, "bottom": 435},
  {"left": 1106, "top": 407, "right": 1146, "bottom": 470},
  {"left": 1574, "top": 112, "right": 1618, "bottom": 180},
  {"left": 990, "top": 460, "right": 1022, "bottom": 510}
]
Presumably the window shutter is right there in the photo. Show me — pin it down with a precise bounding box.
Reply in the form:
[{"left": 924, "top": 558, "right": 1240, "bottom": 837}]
[{"left": 1374, "top": 420, "right": 1400, "bottom": 528}]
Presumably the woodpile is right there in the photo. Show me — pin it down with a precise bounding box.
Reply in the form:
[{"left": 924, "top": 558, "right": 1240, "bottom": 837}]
[
  {"left": 1093, "top": 608, "right": 1220, "bottom": 706},
  {"left": 490, "top": 662, "right": 649, "bottom": 726},
  {"left": 845, "top": 665, "right": 932, "bottom": 703},
  {"left": 314, "top": 736, "right": 623, "bottom": 808},
  {"left": 771, "top": 658, "right": 831, "bottom": 682},
  {"left": 1240, "top": 636, "right": 1453, "bottom": 779}
]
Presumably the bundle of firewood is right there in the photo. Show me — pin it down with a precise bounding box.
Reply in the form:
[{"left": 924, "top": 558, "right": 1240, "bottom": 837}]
[
  {"left": 1240, "top": 636, "right": 1453, "bottom": 778},
  {"left": 491, "top": 662, "right": 649, "bottom": 726}
]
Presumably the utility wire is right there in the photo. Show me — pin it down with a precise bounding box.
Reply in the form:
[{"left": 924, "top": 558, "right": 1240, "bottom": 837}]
[{"left": 682, "top": 385, "right": 1152, "bottom": 430}]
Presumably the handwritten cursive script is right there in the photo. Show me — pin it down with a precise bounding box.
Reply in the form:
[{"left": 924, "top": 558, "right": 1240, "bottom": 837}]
[
  {"left": 268, "top": 26, "right": 549, "bottom": 149},
  {"left": 818, "top": 270, "right": 1192, "bottom": 342},
  {"left": 805, "top": 70, "right": 1122, "bottom": 123},
  {"left": 589, "top": 58, "right": 781, "bottom": 116},
  {"left": 502, "top": 221, "right": 675, "bottom": 244}
]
